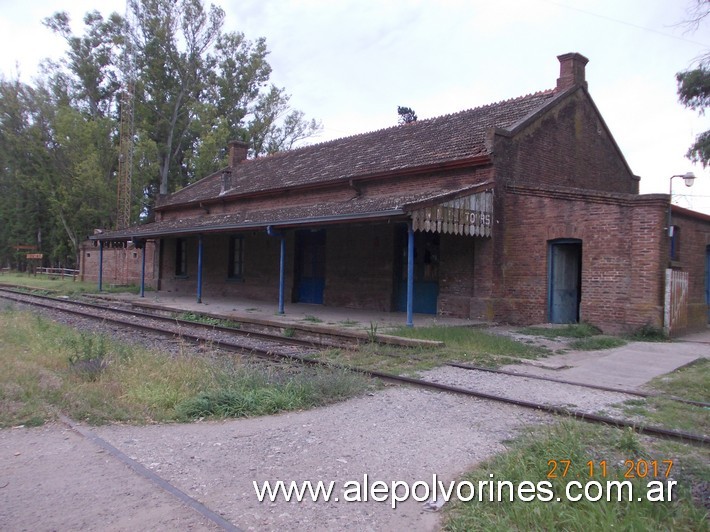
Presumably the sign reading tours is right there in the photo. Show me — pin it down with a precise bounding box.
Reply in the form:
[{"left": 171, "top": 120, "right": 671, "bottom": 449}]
[{"left": 410, "top": 191, "right": 493, "bottom": 237}]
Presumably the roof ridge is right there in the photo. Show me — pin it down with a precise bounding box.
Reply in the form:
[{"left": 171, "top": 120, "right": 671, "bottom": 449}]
[
  {"left": 426, "top": 88, "right": 556, "bottom": 122},
  {"left": 246, "top": 87, "right": 556, "bottom": 162}
]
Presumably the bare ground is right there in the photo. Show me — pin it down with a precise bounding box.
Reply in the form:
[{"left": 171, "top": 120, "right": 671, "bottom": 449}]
[
  {"left": 1, "top": 384, "right": 556, "bottom": 531},
  {"left": 3, "top": 330, "right": 703, "bottom": 531}
]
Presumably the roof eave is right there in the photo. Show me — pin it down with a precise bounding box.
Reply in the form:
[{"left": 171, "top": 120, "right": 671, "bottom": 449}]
[
  {"left": 155, "top": 154, "right": 493, "bottom": 213},
  {"left": 90, "top": 209, "right": 408, "bottom": 242}
]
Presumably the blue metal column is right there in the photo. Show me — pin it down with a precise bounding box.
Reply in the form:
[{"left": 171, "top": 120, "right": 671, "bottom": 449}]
[
  {"left": 278, "top": 235, "right": 286, "bottom": 314},
  {"left": 267, "top": 226, "right": 286, "bottom": 314},
  {"left": 140, "top": 242, "right": 146, "bottom": 298},
  {"left": 197, "top": 235, "right": 203, "bottom": 304},
  {"left": 98, "top": 241, "right": 104, "bottom": 292},
  {"left": 406, "top": 223, "right": 414, "bottom": 327}
]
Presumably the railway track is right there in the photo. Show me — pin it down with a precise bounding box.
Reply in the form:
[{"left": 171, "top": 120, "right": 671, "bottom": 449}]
[
  {"left": 0, "top": 286, "right": 324, "bottom": 358},
  {"left": 1, "top": 286, "right": 708, "bottom": 446}
]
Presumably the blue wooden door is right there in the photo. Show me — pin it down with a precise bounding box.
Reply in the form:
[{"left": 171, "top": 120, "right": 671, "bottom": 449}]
[
  {"left": 295, "top": 230, "right": 325, "bottom": 304},
  {"left": 549, "top": 241, "right": 582, "bottom": 323},
  {"left": 394, "top": 229, "right": 439, "bottom": 314}
]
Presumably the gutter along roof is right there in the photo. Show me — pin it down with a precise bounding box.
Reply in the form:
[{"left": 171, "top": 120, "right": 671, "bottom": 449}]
[{"left": 94, "top": 89, "right": 559, "bottom": 241}]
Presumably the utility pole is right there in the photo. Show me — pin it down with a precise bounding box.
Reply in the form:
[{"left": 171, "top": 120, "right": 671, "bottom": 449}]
[{"left": 116, "top": 0, "right": 136, "bottom": 230}]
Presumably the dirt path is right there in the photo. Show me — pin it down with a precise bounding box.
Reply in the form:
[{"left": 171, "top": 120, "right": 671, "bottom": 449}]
[
  {"left": 2, "top": 385, "right": 553, "bottom": 531},
  {"left": 0, "top": 423, "right": 219, "bottom": 531}
]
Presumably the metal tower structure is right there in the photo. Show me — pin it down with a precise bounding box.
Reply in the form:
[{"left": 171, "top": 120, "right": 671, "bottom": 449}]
[{"left": 116, "top": 1, "right": 136, "bottom": 230}]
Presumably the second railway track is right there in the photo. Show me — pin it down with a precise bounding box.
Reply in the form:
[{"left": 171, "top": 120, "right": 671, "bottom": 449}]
[{"left": 1, "top": 286, "right": 708, "bottom": 447}]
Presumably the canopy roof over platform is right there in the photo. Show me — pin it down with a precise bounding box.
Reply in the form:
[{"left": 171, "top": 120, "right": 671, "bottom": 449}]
[{"left": 92, "top": 184, "right": 494, "bottom": 241}]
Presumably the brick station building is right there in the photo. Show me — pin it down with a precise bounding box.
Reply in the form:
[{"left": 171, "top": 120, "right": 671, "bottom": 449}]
[{"left": 86, "top": 53, "right": 710, "bottom": 334}]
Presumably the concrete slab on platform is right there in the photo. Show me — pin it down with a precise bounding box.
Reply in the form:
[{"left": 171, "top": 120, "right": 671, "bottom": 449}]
[
  {"left": 90, "top": 291, "right": 486, "bottom": 335},
  {"left": 504, "top": 334, "right": 710, "bottom": 390}
]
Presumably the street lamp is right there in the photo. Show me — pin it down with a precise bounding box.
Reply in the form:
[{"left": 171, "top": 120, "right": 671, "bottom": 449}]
[{"left": 668, "top": 172, "right": 696, "bottom": 237}]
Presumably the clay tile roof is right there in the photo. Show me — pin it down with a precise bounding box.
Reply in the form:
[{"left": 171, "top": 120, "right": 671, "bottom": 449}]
[
  {"left": 159, "top": 89, "right": 557, "bottom": 209},
  {"left": 95, "top": 186, "right": 486, "bottom": 240}
]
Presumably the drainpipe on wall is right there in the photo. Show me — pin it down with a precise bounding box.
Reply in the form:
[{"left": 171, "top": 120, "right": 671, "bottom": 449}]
[{"left": 267, "top": 226, "right": 286, "bottom": 315}]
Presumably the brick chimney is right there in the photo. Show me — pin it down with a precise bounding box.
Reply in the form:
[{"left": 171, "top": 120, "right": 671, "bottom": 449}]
[
  {"left": 220, "top": 169, "right": 232, "bottom": 195},
  {"left": 228, "top": 140, "right": 249, "bottom": 168},
  {"left": 556, "top": 53, "right": 589, "bottom": 92}
]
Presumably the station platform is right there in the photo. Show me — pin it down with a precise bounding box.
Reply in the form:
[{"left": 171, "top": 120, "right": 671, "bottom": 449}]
[{"left": 92, "top": 291, "right": 485, "bottom": 336}]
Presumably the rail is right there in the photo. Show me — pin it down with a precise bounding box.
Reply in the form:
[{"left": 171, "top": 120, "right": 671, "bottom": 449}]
[{"left": 1, "top": 286, "right": 708, "bottom": 447}]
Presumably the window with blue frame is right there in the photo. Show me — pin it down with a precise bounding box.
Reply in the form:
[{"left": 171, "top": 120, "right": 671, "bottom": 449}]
[{"left": 228, "top": 235, "right": 244, "bottom": 279}]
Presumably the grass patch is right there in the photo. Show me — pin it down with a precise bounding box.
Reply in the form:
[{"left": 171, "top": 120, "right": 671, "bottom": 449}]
[
  {"left": 390, "top": 326, "right": 548, "bottom": 360},
  {"left": 647, "top": 359, "right": 709, "bottom": 403},
  {"left": 518, "top": 323, "right": 601, "bottom": 339},
  {"left": 314, "top": 326, "right": 549, "bottom": 375},
  {"left": 175, "top": 364, "right": 368, "bottom": 420},
  {"left": 0, "top": 273, "right": 139, "bottom": 296},
  {"left": 619, "top": 358, "right": 709, "bottom": 435},
  {"left": 0, "top": 308, "right": 370, "bottom": 426},
  {"left": 444, "top": 421, "right": 709, "bottom": 531},
  {"left": 176, "top": 311, "right": 240, "bottom": 329},
  {"left": 626, "top": 324, "right": 669, "bottom": 342},
  {"left": 303, "top": 315, "right": 323, "bottom": 323},
  {"left": 569, "top": 336, "right": 627, "bottom": 351}
]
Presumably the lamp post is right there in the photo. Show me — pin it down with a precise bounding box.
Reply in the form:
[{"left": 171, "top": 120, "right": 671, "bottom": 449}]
[{"left": 668, "top": 172, "right": 696, "bottom": 237}]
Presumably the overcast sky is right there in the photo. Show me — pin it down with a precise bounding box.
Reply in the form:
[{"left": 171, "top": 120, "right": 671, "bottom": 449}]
[{"left": 1, "top": 0, "right": 709, "bottom": 212}]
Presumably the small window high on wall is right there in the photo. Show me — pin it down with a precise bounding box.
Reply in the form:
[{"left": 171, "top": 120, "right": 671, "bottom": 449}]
[{"left": 175, "top": 238, "right": 187, "bottom": 276}]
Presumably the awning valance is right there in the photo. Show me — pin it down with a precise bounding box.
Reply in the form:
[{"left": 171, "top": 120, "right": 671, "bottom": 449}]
[{"left": 409, "top": 191, "right": 493, "bottom": 237}]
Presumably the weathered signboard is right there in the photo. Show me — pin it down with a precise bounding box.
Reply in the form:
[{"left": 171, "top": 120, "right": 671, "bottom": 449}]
[
  {"left": 410, "top": 191, "right": 493, "bottom": 237},
  {"left": 26, "top": 253, "right": 43, "bottom": 260}
]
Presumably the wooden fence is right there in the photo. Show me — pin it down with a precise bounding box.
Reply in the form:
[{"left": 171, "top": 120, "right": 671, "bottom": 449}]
[
  {"left": 664, "top": 269, "right": 688, "bottom": 337},
  {"left": 35, "top": 267, "right": 80, "bottom": 281}
]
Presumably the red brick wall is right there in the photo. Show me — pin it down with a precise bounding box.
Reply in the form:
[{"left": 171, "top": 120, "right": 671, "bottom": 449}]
[
  {"left": 438, "top": 233, "right": 476, "bottom": 317},
  {"left": 492, "top": 186, "right": 667, "bottom": 333},
  {"left": 79, "top": 240, "right": 157, "bottom": 288},
  {"left": 158, "top": 232, "right": 292, "bottom": 302},
  {"left": 154, "top": 223, "right": 486, "bottom": 317},
  {"left": 325, "top": 224, "right": 396, "bottom": 311},
  {"left": 493, "top": 90, "right": 638, "bottom": 195},
  {"left": 158, "top": 225, "right": 398, "bottom": 310},
  {"left": 670, "top": 209, "right": 710, "bottom": 330}
]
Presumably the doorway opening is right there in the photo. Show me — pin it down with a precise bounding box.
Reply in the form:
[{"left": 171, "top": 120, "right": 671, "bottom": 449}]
[
  {"left": 393, "top": 227, "right": 439, "bottom": 314},
  {"left": 294, "top": 229, "right": 326, "bottom": 304},
  {"left": 548, "top": 239, "right": 582, "bottom": 324}
]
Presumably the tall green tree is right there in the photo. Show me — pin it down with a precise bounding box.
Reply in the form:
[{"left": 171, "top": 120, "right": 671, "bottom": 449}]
[
  {"left": 676, "top": 0, "right": 710, "bottom": 167},
  {"left": 677, "top": 67, "right": 710, "bottom": 167},
  {"left": 129, "top": 0, "right": 320, "bottom": 199},
  {"left": 0, "top": 0, "right": 320, "bottom": 268},
  {"left": 43, "top": 10, "right": 124, "bottom": 120}
]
